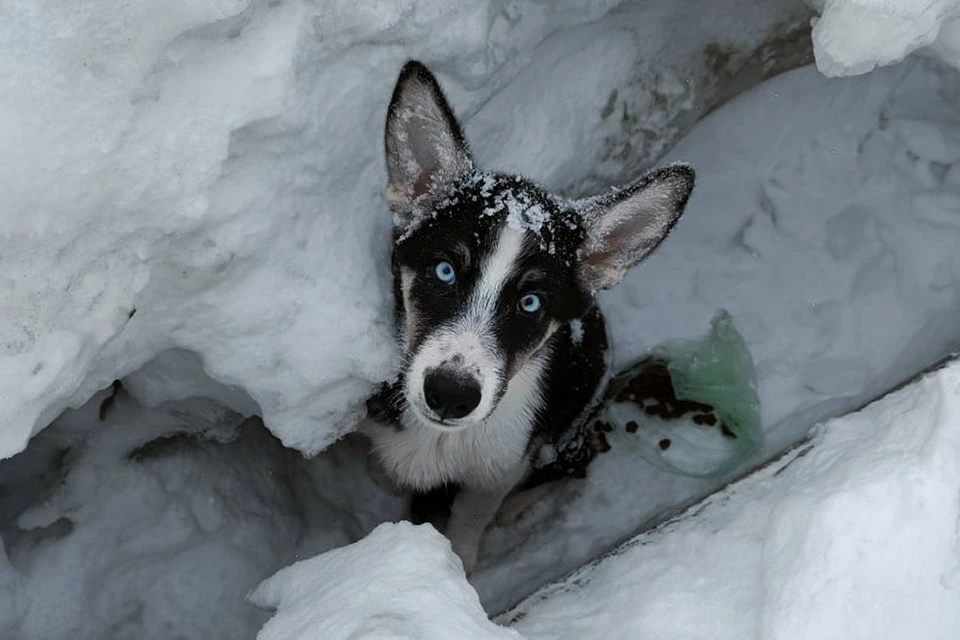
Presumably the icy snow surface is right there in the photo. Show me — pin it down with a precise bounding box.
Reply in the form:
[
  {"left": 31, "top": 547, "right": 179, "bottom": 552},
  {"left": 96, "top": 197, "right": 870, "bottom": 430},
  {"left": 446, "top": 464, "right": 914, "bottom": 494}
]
[
  {"left": 808, "top": 0, "right": 960, "bottom": 76},
  {"left": 0, "top": 0, "right": 811, "bottom": 460}
]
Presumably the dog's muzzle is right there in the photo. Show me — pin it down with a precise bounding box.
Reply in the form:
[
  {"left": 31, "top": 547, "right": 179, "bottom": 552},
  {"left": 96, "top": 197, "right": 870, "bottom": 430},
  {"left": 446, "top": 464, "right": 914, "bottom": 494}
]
[{"left": 423, "top": 368, "right": 482, "bottom": 421}]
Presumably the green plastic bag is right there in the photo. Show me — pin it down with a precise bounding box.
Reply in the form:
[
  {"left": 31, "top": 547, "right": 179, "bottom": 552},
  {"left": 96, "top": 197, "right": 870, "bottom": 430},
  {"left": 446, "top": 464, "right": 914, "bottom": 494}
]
[{"left": 602, "top": 309, "right": 763, "bottom": 478}]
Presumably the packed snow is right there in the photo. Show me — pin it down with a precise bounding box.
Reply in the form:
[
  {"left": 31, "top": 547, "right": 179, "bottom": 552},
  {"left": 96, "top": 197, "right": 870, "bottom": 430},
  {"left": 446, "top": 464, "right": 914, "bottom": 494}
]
[
  {"left": 3, "top": 0, "right": 960, "bottom": 637},
  {"left": 808, "top": 0, "right": 960, "bottom": 76},
  {"left": 252, "top": 522, "right": 521, "bottom": 640}
]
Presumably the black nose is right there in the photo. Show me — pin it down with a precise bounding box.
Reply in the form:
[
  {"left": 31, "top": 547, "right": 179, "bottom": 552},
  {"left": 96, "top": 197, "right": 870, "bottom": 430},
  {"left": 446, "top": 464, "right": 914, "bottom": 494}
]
[{"left": 423, "top": 370, "right": 481, "bottom": 420}]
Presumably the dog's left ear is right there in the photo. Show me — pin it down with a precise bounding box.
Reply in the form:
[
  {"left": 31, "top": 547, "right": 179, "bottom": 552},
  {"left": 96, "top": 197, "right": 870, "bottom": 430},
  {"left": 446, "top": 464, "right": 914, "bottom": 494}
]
[
  {"left": 385, "top": 61, "right": 475, "bottom": 224},
  {"left": 576, "top": 164, "right": 695, "bottom": 293}
]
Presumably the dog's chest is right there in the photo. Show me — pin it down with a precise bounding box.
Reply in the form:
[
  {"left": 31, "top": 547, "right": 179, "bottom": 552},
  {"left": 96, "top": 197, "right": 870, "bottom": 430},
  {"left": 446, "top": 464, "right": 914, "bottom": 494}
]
[{"left": 370, "top": 408, "right": 533, "bottom": 491}]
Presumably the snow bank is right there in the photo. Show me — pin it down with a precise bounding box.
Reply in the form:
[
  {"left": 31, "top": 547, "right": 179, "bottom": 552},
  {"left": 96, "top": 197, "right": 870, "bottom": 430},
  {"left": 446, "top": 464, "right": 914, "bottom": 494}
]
[
  {"left": 474, "top": 56, "right": 960, "bottom": 612},
  {"left": 0, "top": 394, "right": 295, "bottom": 638},
  {"left": 0, "top": 0, "right": 810, "bottom": 459},
  {"left": 506, "top": 359, "right": 960, "bottom": 639},
  {"left": 251, "top": 522, "right": 521, "bottom": 640},
  {"left": 808, "top": 0, "right": 960, "bottom": 75},
  {"left": 0, "top": 387, "right": 407, "bottom": 639}
]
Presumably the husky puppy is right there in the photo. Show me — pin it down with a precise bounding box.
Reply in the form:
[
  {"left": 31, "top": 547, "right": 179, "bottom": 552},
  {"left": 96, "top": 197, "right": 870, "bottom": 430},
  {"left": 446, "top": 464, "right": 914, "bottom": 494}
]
[{"left": 361, "top": 61, "right": 694, "bottom": 573}]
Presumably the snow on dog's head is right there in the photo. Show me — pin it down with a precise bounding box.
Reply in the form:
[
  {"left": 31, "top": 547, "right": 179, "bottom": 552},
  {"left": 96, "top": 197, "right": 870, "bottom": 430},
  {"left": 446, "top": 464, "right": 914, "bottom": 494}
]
[{"left": 384, "top": 61, "right": 695, "bottom": 430}]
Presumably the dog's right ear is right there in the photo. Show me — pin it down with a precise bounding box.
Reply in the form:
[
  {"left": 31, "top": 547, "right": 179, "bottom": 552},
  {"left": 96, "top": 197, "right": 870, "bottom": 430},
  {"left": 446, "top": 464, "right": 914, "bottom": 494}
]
[{"left": 385, "top": 61, "right": 474, "bottom": 224}]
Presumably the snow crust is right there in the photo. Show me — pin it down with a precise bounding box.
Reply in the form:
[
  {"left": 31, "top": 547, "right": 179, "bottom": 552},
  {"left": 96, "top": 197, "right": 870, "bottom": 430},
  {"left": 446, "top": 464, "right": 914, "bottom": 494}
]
[
  {"left": 507, "top": 359, "right": 960, "bottom": 640},
  {"left": 808, "top": 0, "right": 960, "bottom": 75},
  {"left": 0, "top": 0, "right": 810, "bottom": 460},
  {"left": 251, "top": 522, "right": 521, "bottom": 640}
]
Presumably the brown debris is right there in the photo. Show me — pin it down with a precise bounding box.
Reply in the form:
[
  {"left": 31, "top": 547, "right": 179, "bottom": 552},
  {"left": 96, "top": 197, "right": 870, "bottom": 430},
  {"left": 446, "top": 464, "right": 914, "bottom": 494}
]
[
  {"left": 593, "top": 432, "right": 612, "bottom": 453},
  {"left": 692, "top": 412, "right": 719, "bottom": 426},
  {"left": 608, "top": 360, "right": 717, "bottom": 421},
  {"left": 593, "top": 420, "right": 614, "bottom": 433}
]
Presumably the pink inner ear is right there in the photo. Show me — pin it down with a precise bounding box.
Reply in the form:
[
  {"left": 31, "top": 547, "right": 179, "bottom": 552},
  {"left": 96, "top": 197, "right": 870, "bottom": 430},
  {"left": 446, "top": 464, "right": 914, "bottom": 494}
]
[
  {"left": 583, "top": 224, "right": 639, "bottom": 268},
  {"left": 412, "top": 169, "right": 432, "bottom": 198}
]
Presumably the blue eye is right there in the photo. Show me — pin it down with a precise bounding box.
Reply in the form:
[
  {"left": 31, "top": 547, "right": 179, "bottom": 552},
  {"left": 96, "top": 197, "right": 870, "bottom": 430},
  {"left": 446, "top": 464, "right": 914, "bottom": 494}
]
[
  {"left": 435, "top": 261, "right": 456, "bottom": 285},
  {"left": 519, "top": 293, "right": 542, "bottom": 314}
]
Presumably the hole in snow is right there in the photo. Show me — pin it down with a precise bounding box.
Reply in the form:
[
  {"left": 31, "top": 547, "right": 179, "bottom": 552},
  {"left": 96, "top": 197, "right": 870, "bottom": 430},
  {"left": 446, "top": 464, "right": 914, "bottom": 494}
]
[{"left": 0, "top": 362, "right": 409, "bottom": 639}]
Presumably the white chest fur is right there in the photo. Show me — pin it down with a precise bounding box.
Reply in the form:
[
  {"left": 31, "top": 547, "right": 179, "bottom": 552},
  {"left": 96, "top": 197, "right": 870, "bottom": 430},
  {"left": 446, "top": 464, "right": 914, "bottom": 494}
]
[{"left": 368, "top": 357, "right": 547, "bottom": 491}]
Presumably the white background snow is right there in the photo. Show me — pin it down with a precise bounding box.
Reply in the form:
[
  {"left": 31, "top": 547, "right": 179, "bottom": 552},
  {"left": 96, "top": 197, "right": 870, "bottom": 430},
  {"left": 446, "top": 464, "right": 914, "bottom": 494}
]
[
  {"left": 808, "top": 0, "right": 960, "bottom": 76},
  {"left": 2, "top": 0, "right": 960, "bottom": 638}
]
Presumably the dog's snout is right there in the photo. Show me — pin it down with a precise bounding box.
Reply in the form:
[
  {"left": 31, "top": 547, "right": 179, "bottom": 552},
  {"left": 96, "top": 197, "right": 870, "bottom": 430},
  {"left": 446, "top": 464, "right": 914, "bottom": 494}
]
[{"left": 423, "top": 370, "right": 481, "bottom": 420}]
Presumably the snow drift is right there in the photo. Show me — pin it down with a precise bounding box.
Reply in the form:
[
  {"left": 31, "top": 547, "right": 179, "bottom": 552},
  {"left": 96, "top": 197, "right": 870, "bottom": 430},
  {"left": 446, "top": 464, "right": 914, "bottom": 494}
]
[
  {"left": 252, "top": 522, "right": 522, "bottom": 640},
  {"left": 0, "top": 0, "right": 811, "bottom": 459}
]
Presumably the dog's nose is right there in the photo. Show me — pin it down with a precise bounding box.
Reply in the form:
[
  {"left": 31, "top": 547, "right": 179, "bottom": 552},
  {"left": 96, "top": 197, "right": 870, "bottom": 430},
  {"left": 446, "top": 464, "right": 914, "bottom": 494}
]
[{"left": 423, "top": 370, "right": 481, "bottom": 420}]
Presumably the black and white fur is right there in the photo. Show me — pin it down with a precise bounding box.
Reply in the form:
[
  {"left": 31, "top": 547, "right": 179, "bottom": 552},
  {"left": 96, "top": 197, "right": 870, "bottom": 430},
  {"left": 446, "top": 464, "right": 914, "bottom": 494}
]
[{"left": 361, "top": 61, "right": 695, "bottom": 573}]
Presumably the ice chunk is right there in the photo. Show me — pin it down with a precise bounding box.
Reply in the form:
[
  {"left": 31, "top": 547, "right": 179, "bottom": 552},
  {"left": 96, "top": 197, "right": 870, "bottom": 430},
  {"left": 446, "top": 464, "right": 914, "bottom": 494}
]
[
  {"left": 251, "top": 522, "right": 521, "bottom": 640},
  {"left": 808, "top": 0, "right": 960, "bottom": 75}
]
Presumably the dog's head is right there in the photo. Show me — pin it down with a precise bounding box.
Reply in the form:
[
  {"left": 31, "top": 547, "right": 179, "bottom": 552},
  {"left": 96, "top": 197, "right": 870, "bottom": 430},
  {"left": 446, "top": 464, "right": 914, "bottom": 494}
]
[{"left": 384, "top": 61, "right": 694, "bottom": 431}]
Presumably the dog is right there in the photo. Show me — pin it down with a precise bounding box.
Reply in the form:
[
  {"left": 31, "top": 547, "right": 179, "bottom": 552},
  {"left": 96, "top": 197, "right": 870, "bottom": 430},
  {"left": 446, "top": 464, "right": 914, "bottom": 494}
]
[{"left": 359, "top": 61, "right": 695, "bottom": 573}]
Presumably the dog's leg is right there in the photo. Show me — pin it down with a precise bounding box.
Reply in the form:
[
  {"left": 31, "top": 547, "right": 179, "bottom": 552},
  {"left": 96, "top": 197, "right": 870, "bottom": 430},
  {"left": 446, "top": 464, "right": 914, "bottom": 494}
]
[
  {"left": 495, "top": 478, "right": 569, "bottom": 525},
  {"left": 446, "top": 485, "right": 510, "bottom": 574},
  {"left": 446, "top": 465, "right": 526, "bottom": 574}
]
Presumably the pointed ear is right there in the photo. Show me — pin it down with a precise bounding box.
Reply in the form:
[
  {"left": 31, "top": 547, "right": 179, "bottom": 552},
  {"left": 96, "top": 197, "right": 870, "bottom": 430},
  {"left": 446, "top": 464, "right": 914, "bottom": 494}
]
[
  {"left": 577, "top": 164, "right": 695, "bottom": 293},
  {"left": 384, "top": 61, "right": 474, "bottom": 223}
]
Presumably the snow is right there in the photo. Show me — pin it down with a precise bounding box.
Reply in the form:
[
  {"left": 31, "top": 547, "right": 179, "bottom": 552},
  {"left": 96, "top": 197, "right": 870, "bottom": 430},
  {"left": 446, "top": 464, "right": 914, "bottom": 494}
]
[
  {"left": 808, "top": 0, "right": 960, "bottom": 76},
  {"left": 251, "top": 522, "right": 521, "bottom": 640},
  {"left": 251, "top": 358, "right": 960, "bottom": 639},
  {"left": 505, "top": 359, "right": 960, "bottom": 640},
  {"left": 3, "top": 0, "right": 960, "bottom": 637},
  {"left": 0, "top": 388, "right": 407, "bottom": 639},
  {"left": 4, "top": 54, "right": 959, "bottom": 637},
  {"left": 0, "top": 0, "right": 811, "bottom": 460}
]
